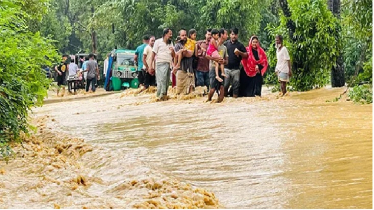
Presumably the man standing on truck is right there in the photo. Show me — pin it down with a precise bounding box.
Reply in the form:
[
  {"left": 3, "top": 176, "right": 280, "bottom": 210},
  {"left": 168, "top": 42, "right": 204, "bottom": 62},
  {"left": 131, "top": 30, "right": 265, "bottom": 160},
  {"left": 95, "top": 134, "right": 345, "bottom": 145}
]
[{"left": 134, "top": 35, "right": 150, "bottom": 89}]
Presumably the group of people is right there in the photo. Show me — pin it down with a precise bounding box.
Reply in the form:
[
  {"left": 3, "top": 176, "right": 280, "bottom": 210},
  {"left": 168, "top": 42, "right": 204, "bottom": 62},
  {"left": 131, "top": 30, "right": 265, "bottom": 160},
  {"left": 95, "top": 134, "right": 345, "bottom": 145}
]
[
  {"left": 55, "top": 27, "right": 291, "bottom": 100},
  {"left": 54, "top": 54, "right": 99, "bottom": 96},
  {"left": 134, "top": 27, "right": 292, "bottom": 102}
]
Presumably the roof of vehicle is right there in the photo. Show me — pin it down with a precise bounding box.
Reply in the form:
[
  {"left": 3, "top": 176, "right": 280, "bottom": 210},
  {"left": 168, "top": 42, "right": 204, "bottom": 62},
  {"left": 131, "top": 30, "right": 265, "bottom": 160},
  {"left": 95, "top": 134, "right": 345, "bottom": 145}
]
[
  {"left": 75, "top": 53, "right": 98, "bottom": 55},
  {"left": 115, "top": 49, "right": 136, "bottom": 54}
]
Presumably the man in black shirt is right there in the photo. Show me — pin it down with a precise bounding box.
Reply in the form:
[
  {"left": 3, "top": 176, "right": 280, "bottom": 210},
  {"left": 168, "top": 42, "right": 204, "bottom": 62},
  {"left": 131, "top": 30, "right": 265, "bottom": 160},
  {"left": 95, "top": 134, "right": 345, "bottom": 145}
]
[
  {"left": 223, "top": 28, "right": 248, "bottom": 98},
  {"left": 55, "top": 54, "right": 69, "bottom": 97}
]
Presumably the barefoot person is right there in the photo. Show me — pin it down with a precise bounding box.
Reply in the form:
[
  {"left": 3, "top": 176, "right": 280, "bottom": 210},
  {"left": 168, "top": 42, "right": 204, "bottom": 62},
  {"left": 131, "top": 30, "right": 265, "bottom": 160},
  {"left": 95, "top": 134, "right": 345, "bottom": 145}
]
[
  {"left": 171, "top": 36, "right": 181, "bottom": 87},
  {"left": 85, "top": 54, "right": 99, "bottom": 93},
  {"left": 67, "top": 58, "right": 79, "bottom": 94},
  {"left": 206, "top": 28, "right": 228, "bottom": 103},
  {"left": 142, "top": 36, "right": 156, "bottom": 91},
  {"left": 173, "top": 29, "right": 197, "bottom": 71},
  {"left": 206, "top": 29, "right": 226, "bottom": 83},
  {"left": 55, "top": 54, "right": 69, "bottom": 97},
  {"left": 195, "top": 29, "right": 212, "bottom": 90},
  {"left": 240, "top": 36, "right": 268, "bottom": 97},
  {"left": 275, "top": 35, "right": 292, "bottom": 96},
  {"left": 134, "top": 35, "right": 150, "bottom": 89},
  {"left": 223, "top": 28, "right": 248, "bottom": 98},
  {"left": 174, "top": 29, "right": 196, "bottom": 95},
  {"left": 150, "top": 28, "right": 175, "bottom": 101}
]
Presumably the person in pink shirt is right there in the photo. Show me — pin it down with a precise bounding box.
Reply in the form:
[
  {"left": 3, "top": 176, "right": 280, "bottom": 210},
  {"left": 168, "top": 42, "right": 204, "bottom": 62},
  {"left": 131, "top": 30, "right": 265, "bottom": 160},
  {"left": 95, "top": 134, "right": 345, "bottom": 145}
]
[{"left": 206, "top": 29, "right": 226, "bottom": 82}]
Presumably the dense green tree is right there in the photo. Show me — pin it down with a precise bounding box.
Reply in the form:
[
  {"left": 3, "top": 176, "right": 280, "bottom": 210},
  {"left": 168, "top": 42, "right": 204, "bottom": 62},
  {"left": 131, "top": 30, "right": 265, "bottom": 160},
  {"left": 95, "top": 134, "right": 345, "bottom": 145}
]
[
  {"left": 0, "top": 0, "right": 58, "bottom": 160},
  {"left": 271, "top": 0, "right": 371, "bottom": 92},
  {"left": 340, "top": 0, "right": 372, "bottom": 103},
  {"left": 199, "top": 0, "right": 271, "bottom": 42},
  {"left": 43, "top": 0, "right": 272, "bottom": 58},
  {"left": 269, "top": 0, "right": 340, "bottom": 91},
  {"left": 40, "top": 7, "right": 72, "bottom": 53},
  {"left": 341, "top": 0, "right": 372, "bottom": 85}
]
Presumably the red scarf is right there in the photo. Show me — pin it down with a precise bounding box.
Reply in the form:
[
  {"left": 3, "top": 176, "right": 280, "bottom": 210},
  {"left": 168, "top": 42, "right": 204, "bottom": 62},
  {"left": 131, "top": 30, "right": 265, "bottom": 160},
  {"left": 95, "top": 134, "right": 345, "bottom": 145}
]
[{"left": 242, "top": 36, "right": 268, "bottom": 77}]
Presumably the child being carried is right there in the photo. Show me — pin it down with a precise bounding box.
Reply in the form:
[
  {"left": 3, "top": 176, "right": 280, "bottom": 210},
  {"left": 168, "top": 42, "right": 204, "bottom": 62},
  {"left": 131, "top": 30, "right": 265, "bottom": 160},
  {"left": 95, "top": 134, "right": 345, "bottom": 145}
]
[
  {"left": 173, "top": 29, "right": 197, "bottom": 72},
  {"left": 206, "top": 29, "right": 226, "bottom": 82}
]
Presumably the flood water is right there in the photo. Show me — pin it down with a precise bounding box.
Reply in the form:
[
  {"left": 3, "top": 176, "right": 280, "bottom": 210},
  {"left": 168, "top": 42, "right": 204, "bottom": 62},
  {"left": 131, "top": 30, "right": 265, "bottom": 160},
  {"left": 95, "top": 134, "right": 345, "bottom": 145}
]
[{"left": 31, "top": 87, "right": 372, "bottom": 208}]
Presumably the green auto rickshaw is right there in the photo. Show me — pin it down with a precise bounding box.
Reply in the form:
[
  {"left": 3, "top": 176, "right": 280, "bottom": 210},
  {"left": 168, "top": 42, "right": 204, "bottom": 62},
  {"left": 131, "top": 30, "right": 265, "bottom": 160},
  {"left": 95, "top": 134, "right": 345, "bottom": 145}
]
[{"left": 110, "top": 49, "right": 139, "bottom": 90}]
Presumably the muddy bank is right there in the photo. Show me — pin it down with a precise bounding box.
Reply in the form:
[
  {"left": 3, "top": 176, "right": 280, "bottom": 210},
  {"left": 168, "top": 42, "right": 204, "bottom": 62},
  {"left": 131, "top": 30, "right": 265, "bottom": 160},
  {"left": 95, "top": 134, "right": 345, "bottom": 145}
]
[
  {"left": 44, "top": 88, "right": 117, "bottom": 104},
  {"left": 0, "top": 116, "right": 222, "bottom": 209}
]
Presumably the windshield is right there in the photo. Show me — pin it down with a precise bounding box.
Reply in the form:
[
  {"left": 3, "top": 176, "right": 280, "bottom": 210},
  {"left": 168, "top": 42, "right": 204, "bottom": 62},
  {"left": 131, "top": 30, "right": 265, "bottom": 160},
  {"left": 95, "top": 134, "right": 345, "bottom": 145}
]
[{"left": 117, "top": 53, "right": 134, "bottom": 66}]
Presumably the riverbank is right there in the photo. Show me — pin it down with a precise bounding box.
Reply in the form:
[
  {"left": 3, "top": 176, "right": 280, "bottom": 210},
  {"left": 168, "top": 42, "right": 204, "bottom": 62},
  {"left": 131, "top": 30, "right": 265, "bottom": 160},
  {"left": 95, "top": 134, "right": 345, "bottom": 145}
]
[{"left": 44, "top": 88, "right": 118, "bottom": 104}]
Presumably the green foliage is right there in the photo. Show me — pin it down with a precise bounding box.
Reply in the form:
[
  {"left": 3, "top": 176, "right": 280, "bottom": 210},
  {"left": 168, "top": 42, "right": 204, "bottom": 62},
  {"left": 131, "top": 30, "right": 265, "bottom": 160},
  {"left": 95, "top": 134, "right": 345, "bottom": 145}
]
[
  {"left": 342, "top": 0, "right": 372, "bottom": 41},
  {"left": 358, "top": 57, "right": 373, "bottom": 84},
  {"left": 342, "top": 37, "right": 365, "bottom": 80},
  {"left": 92, "top": 0, "right": 207, "bottom": 51},
  {"left": 261, "top": 0, "right": 281, "bottom": 86},
  {"left": 39, "top": 5, "right": 72, "bottom": 52},
  {"left": 263, "top": 43, "right": 279, "bottom": 85},
  {"left": 199, "top": 0, "right": 270, "bottom": 41},
  {"left": 258, "top": 0, "right": 280, "bottom": 49},
  {"left": 270, "top": 0, "right": 340, "bottom": 91},
  {"left": 40, "top": 0, "right": 272, "bottom": 58},
  {"left": 348, "top": 85, "right": 373, "bottom": 104},
  {"left": 0, "top": 0, "right": 58, "bottom": 160},
  {"left": 341, "top": 0, "right": 372, "bottom": 87}
]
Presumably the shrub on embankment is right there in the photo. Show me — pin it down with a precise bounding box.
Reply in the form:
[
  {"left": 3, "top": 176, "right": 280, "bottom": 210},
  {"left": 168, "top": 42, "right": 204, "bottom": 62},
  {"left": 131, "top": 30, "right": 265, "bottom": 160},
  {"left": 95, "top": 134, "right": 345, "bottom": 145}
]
[{"left": 0, "top": 0, "right": 58, "bottom": 161}]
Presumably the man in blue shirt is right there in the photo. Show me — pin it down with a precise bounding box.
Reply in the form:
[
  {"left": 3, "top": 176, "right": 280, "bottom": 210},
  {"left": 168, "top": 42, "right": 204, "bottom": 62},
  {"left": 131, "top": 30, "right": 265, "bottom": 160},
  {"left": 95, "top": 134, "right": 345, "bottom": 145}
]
[
  {"left": 81, "top": 56, "right": 89, "bottom": 81},
  {"left": 134, "top": 35, "right": 150, "bottom": 88}
]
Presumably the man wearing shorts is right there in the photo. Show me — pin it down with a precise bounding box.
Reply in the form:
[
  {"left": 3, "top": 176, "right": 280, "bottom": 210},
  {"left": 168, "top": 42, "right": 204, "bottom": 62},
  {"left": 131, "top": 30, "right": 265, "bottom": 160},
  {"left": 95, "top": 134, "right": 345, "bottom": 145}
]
[{"left": 275, "top": 35, "right": 292, "bottom": 96}]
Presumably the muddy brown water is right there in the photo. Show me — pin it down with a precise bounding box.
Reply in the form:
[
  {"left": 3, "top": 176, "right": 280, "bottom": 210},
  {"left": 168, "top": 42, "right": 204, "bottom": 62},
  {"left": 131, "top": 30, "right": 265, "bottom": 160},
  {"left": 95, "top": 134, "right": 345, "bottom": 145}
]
[{"left": 24, "top": 87, "right": 373, "bottom": 208}]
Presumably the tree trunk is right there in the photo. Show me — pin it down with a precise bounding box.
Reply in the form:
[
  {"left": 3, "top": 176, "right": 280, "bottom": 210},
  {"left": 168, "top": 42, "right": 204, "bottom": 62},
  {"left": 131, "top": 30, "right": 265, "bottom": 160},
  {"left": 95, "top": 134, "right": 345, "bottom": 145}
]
[
  {"left": 91, "top": 31, "right": 97, "bottom": 54},
  {"left": 278, "top": 0, "right": 296, "bottom": 41},
  {"left": 328, "top": 0, "right": 345, "bottom": 87},
  {"left": 91, "top": 6, "right": 97, "bottom": 53},
  {"left": 65, "top": 0, "right": 69, "bottom": 16},
  {"left": 331, "top": 55, "right": 345, "bottom": 87}
]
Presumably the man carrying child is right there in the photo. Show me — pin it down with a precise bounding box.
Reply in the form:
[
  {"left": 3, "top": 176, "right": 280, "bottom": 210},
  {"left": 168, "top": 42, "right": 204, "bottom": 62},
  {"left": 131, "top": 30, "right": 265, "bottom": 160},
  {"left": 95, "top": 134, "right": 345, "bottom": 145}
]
[{"left": 174, "top": 29, "right": 197, "bottom": 95}]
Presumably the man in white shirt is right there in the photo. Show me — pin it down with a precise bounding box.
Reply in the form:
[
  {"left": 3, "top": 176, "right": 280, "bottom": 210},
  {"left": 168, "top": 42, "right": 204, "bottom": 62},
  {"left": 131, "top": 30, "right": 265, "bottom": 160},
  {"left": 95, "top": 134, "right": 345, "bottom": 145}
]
[
  {"left": 142, "top": 36, "right": 156, "bottom": 91},
  {"left": 150, "top": 28, "right": 175, "bottom": 101},
  {"left": 275, "top": 35, "right": 292, "bottom": 96},
  {"left": 68, "top": 60, "right": 79, "bottom": 77},
  {"left": 67, "top": 59, "right": 79, "bottom": 93}
]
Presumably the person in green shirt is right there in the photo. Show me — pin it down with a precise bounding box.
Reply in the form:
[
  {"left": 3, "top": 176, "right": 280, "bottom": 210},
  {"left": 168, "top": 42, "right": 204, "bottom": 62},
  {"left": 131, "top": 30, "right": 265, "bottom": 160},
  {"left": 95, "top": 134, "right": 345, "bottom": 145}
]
[{"left": 134, "top": 35, "right": 150, "bottom": 88}]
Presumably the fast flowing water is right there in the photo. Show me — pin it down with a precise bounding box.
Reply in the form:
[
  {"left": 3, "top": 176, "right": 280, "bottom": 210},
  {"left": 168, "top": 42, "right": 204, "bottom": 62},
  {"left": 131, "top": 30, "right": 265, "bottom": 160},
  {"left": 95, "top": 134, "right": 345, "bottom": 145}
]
[{"left": 28, "top": 87, "right": 372, "bottom": 208}]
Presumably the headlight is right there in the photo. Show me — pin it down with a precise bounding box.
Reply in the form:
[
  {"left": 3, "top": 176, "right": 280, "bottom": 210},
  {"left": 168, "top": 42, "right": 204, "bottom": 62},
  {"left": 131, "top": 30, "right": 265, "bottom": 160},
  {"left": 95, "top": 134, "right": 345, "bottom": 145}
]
[{"left": 116, "top": 71, "right": 123, "bottom": 77}]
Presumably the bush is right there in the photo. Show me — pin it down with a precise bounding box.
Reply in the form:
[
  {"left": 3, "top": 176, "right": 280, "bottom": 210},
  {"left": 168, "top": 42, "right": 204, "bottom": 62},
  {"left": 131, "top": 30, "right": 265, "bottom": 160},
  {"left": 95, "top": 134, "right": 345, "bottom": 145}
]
[
  {"left": 348, "top": 85, "right": 373, "bottom": 104},
  {"left": 0, "top": 0, "right": 58, "bottom": 161}
]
